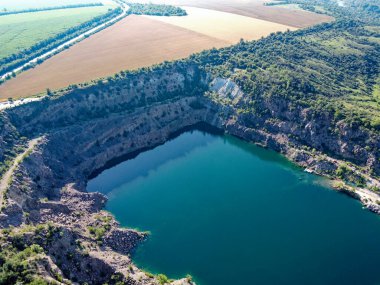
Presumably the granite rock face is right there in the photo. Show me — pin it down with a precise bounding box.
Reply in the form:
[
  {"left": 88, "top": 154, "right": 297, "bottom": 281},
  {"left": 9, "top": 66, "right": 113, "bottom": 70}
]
[{"left": 0, "top": 64, "right": 379, "bottom": 283}]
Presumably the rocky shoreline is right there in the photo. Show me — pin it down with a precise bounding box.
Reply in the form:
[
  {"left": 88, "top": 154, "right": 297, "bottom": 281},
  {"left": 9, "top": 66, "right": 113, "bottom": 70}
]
[{"left": 0, "top": 63, "right": 379, "bottom": 284}]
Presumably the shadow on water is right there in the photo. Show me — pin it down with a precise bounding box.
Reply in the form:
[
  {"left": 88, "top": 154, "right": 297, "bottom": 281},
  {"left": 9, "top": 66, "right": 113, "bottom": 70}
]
[
  {"left": 223, "top": 134, "right": 293, "bottom": 167},
  {"left": 88, "top": 123, "right": 327, "bottom": 194},
  {"left": 87, "top": 123, "right": 222, "bottom": 194},
  {"left": 222, "top": 134, "right": 323, "bottom": 187}
]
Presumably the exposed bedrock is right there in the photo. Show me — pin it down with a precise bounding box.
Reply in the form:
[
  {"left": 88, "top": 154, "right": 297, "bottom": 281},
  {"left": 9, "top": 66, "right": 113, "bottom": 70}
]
[{"left": 0, "top": 63, "right": 379, "bottom": 283}]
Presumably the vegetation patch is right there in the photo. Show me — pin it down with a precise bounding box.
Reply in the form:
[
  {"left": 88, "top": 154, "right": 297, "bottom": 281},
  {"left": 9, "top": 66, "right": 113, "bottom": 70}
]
[
  {"left": 87, "top": 214, "right": 112, "bottom": 244},
  {"left": 0, "top": 224, "right": 69, "bottom": 284},
  {"left": 127, "top": 3, "right": 187, "bottom": 17},
  {"left": 0, "top": 243, "right": 47, "bottom": 285}
]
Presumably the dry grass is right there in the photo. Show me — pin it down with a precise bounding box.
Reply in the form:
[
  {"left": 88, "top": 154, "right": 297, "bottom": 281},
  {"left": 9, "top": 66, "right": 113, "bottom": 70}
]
[
  {"left": 144, "top": 6, "right": 296, "bottom": 44},
  {"left": 0, "top": 15, "right": 229, "bottom": 99}
]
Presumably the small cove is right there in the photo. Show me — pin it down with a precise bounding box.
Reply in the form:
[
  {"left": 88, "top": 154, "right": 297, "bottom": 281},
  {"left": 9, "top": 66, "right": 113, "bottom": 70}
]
[{"left": 87, "top": 130, "right": 380, "bottom": 285}]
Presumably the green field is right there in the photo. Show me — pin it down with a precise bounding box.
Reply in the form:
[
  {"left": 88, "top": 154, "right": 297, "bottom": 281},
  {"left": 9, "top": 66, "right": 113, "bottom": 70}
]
[
  {"left": 0, "top": 6, "right": 110, "bottom": 60},
  {"left": 0, "top": 0, "right": 109, "bottom": 11}
]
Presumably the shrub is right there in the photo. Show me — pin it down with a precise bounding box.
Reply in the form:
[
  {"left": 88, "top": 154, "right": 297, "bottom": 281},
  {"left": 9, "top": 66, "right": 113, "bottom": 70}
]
[{"left": 157, "top": 274, "right": 170, "bottom": 284}]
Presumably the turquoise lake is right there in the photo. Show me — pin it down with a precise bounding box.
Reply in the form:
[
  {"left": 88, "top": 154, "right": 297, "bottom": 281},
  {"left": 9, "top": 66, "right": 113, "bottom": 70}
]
[{"left": 87, "top": 130, "right": 380, "bottom": 285}]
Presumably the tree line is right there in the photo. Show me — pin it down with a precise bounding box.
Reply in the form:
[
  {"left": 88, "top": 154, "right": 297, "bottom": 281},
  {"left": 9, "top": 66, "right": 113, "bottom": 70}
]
[
  {"left": 0, "top": 3, "right": 103, "bottom": 16},
  {"left": 127, "top": 3, "right": 187, "bottom": 16},
  {"left": 264, "top": 0, "right": 380, "bottom": 23}
]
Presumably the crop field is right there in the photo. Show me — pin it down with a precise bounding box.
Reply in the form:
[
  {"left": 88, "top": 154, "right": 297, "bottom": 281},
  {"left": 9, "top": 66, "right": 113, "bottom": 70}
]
[
  {"left": 145, "top": 7, "right": 296, "bottom": 43},
  {"left": 0, "top": 4, "right": 301, "bottom": 100},
  {"left": 128, "top": 0, "right": 334, "bottom": 28},
  {"left": 0, "top": 6, "right": 111, "bottom": 60},
  {"left": 0, "top": 0, "right": 334, "bottom": 100},
  {"left": 0, "top": 0, "right": 114, "bottom": 11},
  {"left": 0, "top": 15, "right": 230, "bottom": 99}
]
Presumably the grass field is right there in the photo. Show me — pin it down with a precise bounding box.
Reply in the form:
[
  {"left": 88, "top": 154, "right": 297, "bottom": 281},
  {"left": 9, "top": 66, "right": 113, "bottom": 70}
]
[
  {"left": 145, "top": 6, "right": 296, "bottom": 43},
  {"left": 0, "top": 15, "right": 230, "bottom": 99},
  {"left": 0, "top": 0, "right": 114, "bottom": 11},
  {"left": 0, "top": 6, "right": 111, "bottom": 60}
]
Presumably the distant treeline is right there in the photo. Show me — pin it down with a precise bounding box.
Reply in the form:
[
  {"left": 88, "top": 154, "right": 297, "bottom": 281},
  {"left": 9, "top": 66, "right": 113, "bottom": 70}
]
[
  {"left": 263, "top": 0, "right": 324, "bottom": 14},
  {"left": 127, "top": 3, "right": 187, "bottom": 16},
  {"left": 264, "top": 0, "right": 380, "bottom": 20},
  {"left": 0, "top": 3, "right": 104, "bottom": 16},
  {"left": 0, "top": 7, "right": 122, "bottom": 77},
  {"left": 263, "top": 1, "right": 289, "bottom": 6}
]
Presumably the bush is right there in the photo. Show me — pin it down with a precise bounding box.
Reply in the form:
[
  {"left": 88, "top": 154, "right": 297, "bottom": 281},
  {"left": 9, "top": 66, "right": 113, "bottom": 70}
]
[
  {"left": 88, "top": 226, "right": 107, "bottom": 241},
  {"left": 336, "top": 164, "right": 349, "bottom": 178},
  {"left": 0, "top": 244, "right": 45, "bottom": 285},
  {"left": 157, "top": 274, "right": 170, "bottom": 284}
]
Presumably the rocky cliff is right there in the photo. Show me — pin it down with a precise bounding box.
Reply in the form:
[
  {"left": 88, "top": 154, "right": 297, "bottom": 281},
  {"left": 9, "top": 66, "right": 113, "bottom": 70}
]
[{"left": 0, "top": 61, "right": 379, "bottom": 284}]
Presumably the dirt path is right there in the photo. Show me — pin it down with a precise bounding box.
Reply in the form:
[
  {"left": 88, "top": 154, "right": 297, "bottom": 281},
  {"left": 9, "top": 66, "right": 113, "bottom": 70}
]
[{"left": 0, "top": 138, "right": 40, "bottom": 209}]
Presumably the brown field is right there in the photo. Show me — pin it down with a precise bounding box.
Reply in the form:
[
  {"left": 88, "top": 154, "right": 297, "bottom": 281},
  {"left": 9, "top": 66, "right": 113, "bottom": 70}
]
[
  {"left": 0, "top": 15, "right": 229, "bottom": 100},
  {"left": 131, "top": 0, "right": 334, "bottom": 28},
  {"left": 145, "top": 7, "right": 296, "bottom": 43}
]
